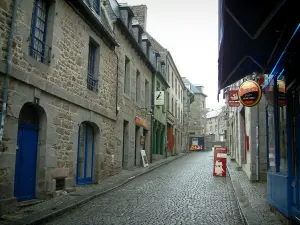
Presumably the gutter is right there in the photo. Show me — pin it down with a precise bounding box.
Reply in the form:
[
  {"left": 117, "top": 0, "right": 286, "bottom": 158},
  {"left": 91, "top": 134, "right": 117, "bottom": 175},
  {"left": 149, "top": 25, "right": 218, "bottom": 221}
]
[{"left": 0, "top": 0, "right": 18, "bottom": 144}]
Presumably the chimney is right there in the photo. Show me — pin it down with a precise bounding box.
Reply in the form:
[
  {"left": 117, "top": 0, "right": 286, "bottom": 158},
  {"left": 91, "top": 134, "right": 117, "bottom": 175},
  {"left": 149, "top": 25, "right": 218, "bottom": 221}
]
[{"left": 131, "top": 5, "right": 147, "bottom": 31}]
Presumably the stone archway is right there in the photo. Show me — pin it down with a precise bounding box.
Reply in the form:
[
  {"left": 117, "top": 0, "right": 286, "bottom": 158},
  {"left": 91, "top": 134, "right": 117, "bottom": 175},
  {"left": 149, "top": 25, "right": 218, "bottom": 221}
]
[
  {"left": 14, "top": 103, "right": 47, "bottom": 200},
  {"left": 76, "top": 121, "right": 99, "bottom": 185}
]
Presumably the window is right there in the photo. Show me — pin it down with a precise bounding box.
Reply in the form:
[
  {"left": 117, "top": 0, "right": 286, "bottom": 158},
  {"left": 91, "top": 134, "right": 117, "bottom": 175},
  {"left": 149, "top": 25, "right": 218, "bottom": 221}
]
[
  {"left": 161, "top": 64, "right": 165, "bottom": 76},
  {"left": 87, "top": 41, "right": 99, "bottom": 92},
  {"left": 181, "top": 90, "right": 183, "bottom": 102},
  {"left": 29, "top": 0, "right": 49, "bottom": 63},
  {"left": 175, "top": 79, "right": 177, "bottom": 95},
  {"left": 167, "top": 91, "right": 169, "bottom": 111},
  {"left": 172, "top": 98, "right": 174, "bottom": 114},
  {"left": 136, "top": 70, "right": 140, "bottom": 103},
  {"left": 167, "top": 65, "right": 169, "bottom": 81},
  {"left": 181, "top": 110, "right": 183, "bottom": 122},
  {"left": 172, "top": 72, "right": 174, "bottom": 88},
  {"left": 93, "top": 0, "right": 100, "bottom": 14},
  {"left": 156, "top": 80, "right": 160, "bottom": 91},
  {"left": 145, "top": 79, "right": 149, "bottom": 108},
  {"left": 124, "top": 56, "right": 130, "bottom": 94},
  {"left": 175, "top": 101, "right": 177, "bottom": 118}
]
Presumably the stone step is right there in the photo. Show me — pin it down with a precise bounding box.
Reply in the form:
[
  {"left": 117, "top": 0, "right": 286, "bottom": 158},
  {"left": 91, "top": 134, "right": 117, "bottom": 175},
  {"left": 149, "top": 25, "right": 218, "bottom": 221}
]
[{"left": 17, "top": 199, "right": 45, "bottom": 209}]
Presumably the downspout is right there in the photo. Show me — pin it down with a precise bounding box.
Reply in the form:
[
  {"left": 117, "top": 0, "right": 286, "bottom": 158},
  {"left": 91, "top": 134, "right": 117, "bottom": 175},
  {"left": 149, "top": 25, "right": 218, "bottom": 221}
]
[
  {"left": 112, "top": 24, "right": 119, "bottom": 117},
  {"left": 150, "top": 71, "right": 155, "bottom": 163},
  {"left": 0, "top": 0, "right": 18, "bottom": 144}
]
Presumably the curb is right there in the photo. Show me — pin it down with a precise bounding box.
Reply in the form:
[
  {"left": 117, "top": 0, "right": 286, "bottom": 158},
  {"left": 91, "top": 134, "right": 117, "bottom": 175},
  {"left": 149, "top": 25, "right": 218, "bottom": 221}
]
[
  {"left": 14, "top": 154, "right": 187, "bottom": 225},
  {"left": 227, "top": 166, "right": 248, "bottom": 225}
]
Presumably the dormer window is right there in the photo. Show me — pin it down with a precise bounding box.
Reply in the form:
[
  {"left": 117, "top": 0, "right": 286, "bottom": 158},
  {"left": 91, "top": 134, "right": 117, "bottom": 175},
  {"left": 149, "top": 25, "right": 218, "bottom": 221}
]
[
  {"left": 119, "top": 4, "right": 134, "bottom": 29},
  {"left": 132, "top": 19, "right": 143, "bottom": 45},
  {"left": 93, "top": 0, "right": 100, "bottom": 14},
  {"left": 161, "top": 62, "right": 166, "bottom": 76},
  {"left": 142, "top": 34, "right": 151, "bottom": 58}
]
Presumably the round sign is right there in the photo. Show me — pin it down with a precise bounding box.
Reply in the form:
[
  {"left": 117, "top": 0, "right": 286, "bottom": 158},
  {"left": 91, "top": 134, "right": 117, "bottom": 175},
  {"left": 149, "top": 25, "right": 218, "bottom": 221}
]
[
  {"left": 266, "top": 80, "right": 286, "bottom": 106},
  {"left": 238, "top": 80, "right": 262, "bottom": 107}
]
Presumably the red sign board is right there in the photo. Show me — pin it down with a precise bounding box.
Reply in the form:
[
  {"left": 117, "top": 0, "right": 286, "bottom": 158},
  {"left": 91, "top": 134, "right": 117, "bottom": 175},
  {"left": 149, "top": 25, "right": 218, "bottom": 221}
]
[
  {"left": 228, "top": 90, "right": 240, "bottom": 107},
  {"left": 213, "top": 147, "right": 227, "bottom": 177}
]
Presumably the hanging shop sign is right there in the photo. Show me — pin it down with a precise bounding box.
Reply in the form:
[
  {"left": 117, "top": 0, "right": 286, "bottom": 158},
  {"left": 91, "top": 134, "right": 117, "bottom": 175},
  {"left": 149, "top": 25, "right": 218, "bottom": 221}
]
[
  {"left": 238, "top": 80, "right": 262, "bottom": 107},
  {"left": 228, "top": 90, "right": 240, "bottom": 107},
  {"left": 154, "top": 91, "right": 164, "bottom": 106},
  {"left": 265, "top": 80, "right": 286, "bottom": 106},
  {"left": 135, "top": 116, "right": 149, "bottom": 129}
]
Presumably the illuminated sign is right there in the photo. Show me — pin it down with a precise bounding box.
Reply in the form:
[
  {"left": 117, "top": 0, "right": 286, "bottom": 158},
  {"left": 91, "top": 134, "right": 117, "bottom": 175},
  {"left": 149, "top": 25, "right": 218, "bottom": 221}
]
[
  {"left": 228, "top": 90, "right": 240, "bottom": 107},
  {"left": 266, "top": 80, "right": 286, "bottom": 106},
  {"left": 238, "top": 80, "right": 262, "bottom": 107}
]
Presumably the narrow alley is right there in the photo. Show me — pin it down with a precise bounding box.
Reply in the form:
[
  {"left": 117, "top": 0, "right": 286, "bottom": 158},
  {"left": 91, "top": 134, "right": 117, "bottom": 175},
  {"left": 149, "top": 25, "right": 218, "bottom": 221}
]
[{"left": 45, "top": 152, "right": 243, "bottom": 225}]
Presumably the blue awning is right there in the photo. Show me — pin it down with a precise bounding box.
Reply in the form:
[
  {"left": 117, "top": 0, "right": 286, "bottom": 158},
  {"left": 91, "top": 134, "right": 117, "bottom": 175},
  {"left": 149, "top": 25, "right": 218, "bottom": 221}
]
[
  {"left": 218, "top": 0, "right": 299, "bottom": 98},
  {"left": 263, "top": 24, "right": 300, "bottom": 89}
]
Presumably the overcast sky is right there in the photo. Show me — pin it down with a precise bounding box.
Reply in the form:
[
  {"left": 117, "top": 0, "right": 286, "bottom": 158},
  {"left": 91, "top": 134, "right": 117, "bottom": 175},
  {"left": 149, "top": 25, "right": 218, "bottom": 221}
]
[{"left": 120, "top": 0, "right": 225, "bottom": 109}]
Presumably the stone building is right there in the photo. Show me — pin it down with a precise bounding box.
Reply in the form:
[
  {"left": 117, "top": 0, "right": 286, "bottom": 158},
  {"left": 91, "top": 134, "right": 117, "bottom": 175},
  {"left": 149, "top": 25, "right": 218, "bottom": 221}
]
[
  {"left": 206, "top": 106, "right": 227, "bottom": 142},
  {"left": 182, "top": 87, "right": 195, "bottom": 152},
  {"left": 107, "top": 1, "right": 155, "bottom": 167},
  {"left": 143, "top": 34, "right": 169, "bottom": 160},
  {"left": 0, "top": 0, "right": 119, "bottom": 212},
  {"left": 131, "top": 5, "right": 185, "bottom": 157},
  {"left": 165, "top": 53, "right": 185, "bottom": 155},
  {"left": 182, "top": 78, "right": 207, "bottom": 137},
  {"left": 224, "top": 77, "right": 267, "bottom": 181}
]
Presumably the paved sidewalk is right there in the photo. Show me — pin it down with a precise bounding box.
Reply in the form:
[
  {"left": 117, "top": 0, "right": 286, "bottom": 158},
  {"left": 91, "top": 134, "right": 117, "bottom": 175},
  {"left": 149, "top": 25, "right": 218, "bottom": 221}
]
[
  {"left": 227, "top": 159, "right": 282, "bottom": 225},
  {"left": 0, "top": 153, "right": 186, "bottom": 225}
]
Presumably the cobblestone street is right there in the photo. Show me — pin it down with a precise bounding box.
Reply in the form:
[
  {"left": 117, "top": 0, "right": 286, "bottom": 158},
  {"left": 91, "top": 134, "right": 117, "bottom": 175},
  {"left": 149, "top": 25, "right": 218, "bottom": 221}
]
[{"left": 45, "top": 152, "right": 244, "bottom": 225}]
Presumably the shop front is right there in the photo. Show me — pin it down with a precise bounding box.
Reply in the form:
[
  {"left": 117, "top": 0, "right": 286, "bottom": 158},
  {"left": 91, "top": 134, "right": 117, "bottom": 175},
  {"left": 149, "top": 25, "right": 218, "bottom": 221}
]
[{"left": 263, "top": 24, "right": 300, "bottom": 220}]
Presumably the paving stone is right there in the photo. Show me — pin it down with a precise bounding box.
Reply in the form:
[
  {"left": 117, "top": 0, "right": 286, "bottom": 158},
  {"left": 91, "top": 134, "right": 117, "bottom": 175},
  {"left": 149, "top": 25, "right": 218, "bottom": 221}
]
[
  {"left": 44, "top": 151, "right": 244, "bottom": 225},
  {"left": 227, "top": 159, "right": 282, "bottom": 225}
]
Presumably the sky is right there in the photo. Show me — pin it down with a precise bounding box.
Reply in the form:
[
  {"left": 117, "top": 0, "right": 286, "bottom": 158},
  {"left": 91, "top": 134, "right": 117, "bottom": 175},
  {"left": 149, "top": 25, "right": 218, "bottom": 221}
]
[{"left": 121, "top": 0, "right": 225, "bottom": 110}]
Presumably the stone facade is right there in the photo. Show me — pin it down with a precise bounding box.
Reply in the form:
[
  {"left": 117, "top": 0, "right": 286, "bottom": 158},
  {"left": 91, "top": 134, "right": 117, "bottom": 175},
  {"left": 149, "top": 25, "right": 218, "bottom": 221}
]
[
  {"left": 107, "top": 0, "right": 154, "bottom": 168},
  {"left": 182, "top": 78, "right": 207, "bottom": 138},
  {"left": 206, "top": 107, "right": 227, "bottom": 142},
  {"left": 165, "top": 52, "right": 185, "bottom": 155},
  {"left": 225, "top": 78, "right": 267, "bottom": 181},
  {"left": 0, "top": 0, "right": 119, "bottom": 212}
]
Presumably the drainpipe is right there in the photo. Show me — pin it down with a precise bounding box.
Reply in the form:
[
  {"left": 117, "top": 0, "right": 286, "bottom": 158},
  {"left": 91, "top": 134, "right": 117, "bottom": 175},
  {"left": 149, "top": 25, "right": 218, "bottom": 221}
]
[
  {"left": 0, "top": 0, "right": 18, "bottom": 144},
  {"left": 150, "top": 71, "right": 155, "bottom": 163},
  {"left": 112, "top": 24, "right": 119, "bottom": 117}
]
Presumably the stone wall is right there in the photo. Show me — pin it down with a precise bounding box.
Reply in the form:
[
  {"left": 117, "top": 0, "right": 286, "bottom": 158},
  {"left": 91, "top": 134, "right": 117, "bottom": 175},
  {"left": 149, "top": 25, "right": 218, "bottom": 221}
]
[
  {"left": 0, "top": 0, "right": 118, "bottom": 211},
  {"left": 113, "top": 25, "right": 152, "bottom": 169},
  {"left": 189, "top": 93, "right": 206, "bottom": 137}
]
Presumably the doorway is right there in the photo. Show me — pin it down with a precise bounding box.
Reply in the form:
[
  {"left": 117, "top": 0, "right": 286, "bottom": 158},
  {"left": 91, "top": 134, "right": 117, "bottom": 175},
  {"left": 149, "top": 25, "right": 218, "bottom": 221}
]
[
  {"left": 14, "top": 104, "right": 39, "bottom": 201},
  {"left": 122, "top": 120, "right": 129, "bottom": 168},
  {"left": 76, "top": 122, "right": 95, "bottom": 185},
  {"left": 135, "top": 125, "right": 140, "bottom": 166}
]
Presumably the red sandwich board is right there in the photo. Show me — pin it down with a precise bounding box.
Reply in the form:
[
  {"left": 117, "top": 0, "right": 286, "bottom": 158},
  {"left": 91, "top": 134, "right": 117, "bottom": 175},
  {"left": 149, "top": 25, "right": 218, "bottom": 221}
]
[{"left": 213, "top": 147, "right": 227, "bottom": 177}]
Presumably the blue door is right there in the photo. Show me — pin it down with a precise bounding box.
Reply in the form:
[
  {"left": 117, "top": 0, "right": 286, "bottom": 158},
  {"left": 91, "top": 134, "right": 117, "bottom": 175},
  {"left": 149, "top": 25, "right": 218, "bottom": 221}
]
[
  {"left": 76, "top": 122, "right": 94, "bottom": 185},
  {"left": 14, "top": 124, "right": 38, "bottom": 201}
]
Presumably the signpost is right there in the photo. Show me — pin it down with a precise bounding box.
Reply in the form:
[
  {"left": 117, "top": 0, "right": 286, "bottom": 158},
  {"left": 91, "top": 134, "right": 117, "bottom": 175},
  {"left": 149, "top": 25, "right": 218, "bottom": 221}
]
[{"left": 154, "top": 91, "right": 164, "bottom": 106}]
